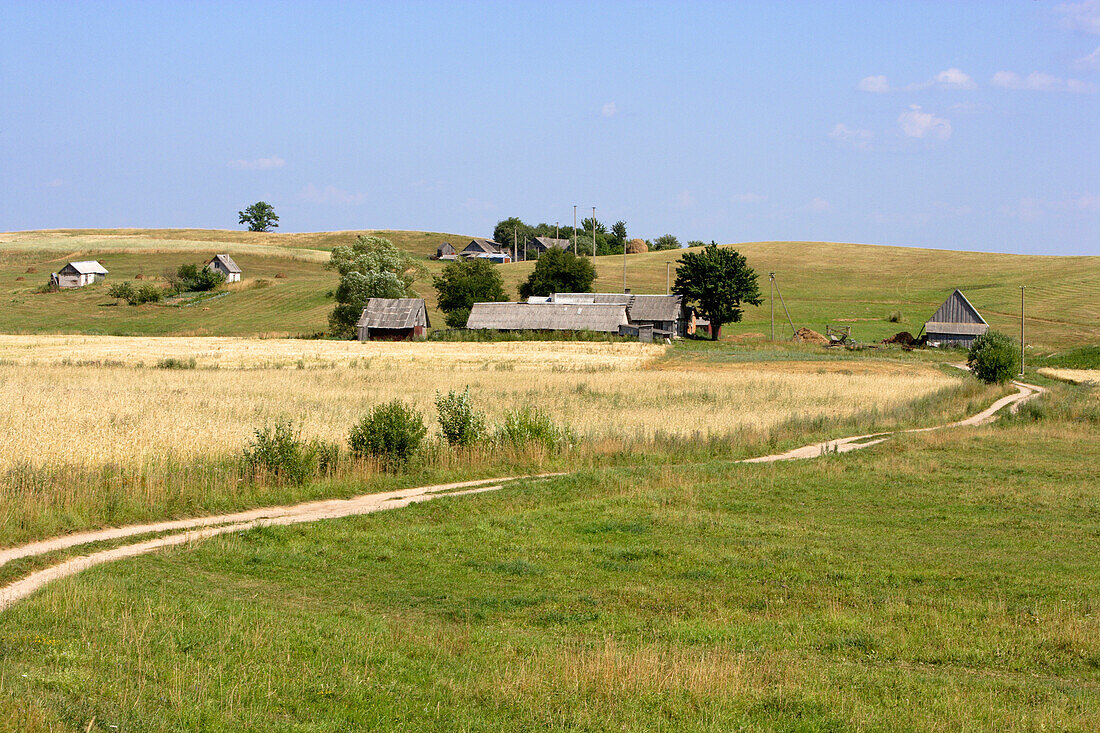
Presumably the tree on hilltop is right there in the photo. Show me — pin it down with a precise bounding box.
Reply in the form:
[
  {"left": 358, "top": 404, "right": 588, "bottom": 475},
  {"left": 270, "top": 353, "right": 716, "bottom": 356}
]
[
  {"left": 518, "top": 248, "right": 596, "bottom": 299},
  {"left": 238, "top": 201, "right": 279, "bottom": 232},
  {"left": 433, "top": 258, "right": 508, "bottom": 328}
]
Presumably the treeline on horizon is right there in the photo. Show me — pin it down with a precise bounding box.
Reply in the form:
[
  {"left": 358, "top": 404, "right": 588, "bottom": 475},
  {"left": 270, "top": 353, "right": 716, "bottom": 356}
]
[{"left": 491, "top": 217, "right": 706, "bottom": 257}]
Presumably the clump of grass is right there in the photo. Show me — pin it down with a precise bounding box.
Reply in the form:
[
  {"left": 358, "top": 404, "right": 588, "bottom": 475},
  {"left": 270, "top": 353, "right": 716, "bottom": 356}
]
[
  {"left": 155, "top": 357, "right": 197, "bottom": 370},
  {"left": 887, "top": 310, "right": 903, "bottom": 323},
  {"left": 495, "top": 407, "right": 574, "bottom": 453}
]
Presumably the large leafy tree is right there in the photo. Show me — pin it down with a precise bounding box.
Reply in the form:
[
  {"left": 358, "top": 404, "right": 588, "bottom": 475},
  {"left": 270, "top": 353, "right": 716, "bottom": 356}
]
[
  {"left": 609, "top": 221, "right": 628, "bottom": 249},
  {"left": 652, "top": 234, "right": 681, "bottom": 251},
  {"left": 432, "top": 258, "right": 508, "bottom": 328},
  {"left": 673, "top": 243, "right": 762, "bottom": 340},
  {"left": 493, "top": 217, "right": 534, "bottom": 256},
  {"left": 326, "top": 235, "right": 427, "bottom": 338},
  {"left": 238, "top": 201, "right": 279, "bottom": 232},
  {"left": 518, "top": 247, "right": 596, "bottom": 299}
]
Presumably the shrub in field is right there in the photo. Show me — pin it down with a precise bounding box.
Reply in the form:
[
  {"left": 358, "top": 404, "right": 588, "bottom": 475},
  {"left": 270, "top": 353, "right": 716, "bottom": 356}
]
[
  {"left": 173, "top": 263, "right": 226, "bottom": 293},
  {"left": 156, "top": 357, "right": 197, "bottom": 369},
  {"left": 109, "top": 281, "right": 163, "bottom": 305},
  {"left": 888, "top": 310, "right": 903, "bottom": 323},
  {"left": 495, "top": 406, "right": 574, "bottom": 452},
  {"left": 349, "top": 400, "right": 427, "bottom": 465},
  {"left": 967, "top": 330, "right": 1020, "bottom": 384},
  {"left": 108, "top": 282, "right": 136, "bottom": 302},
  {"left": 242, "top": 421, "right": 317, "bottom": 484},
  {"left": 435, "top": 387, "right": 485, "bottom": 447}
]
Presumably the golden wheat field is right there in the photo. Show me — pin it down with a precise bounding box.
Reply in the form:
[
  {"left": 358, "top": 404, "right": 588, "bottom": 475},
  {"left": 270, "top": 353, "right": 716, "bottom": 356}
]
[{"left": 0, "top": 336, "right": 956, "bottom": 471}]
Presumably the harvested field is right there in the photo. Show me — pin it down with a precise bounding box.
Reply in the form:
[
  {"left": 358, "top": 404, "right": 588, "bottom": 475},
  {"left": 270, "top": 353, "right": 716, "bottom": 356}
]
[
  {"left": 1038, "top": 368, "right": 1100, "bottom": 385},
  {"left": 0, "top": 337, "right": 956, "bottom": 472}
]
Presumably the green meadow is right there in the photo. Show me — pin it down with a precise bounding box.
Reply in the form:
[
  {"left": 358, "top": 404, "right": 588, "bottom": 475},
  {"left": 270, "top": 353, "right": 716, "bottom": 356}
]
[{"left": 2, "top": 383, "right": 1098, "bottom": 731}]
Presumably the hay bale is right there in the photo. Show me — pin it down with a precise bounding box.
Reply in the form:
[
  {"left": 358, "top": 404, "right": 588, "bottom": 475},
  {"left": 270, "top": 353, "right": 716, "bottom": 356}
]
[
  {"left": 274, "top": 273, "right": 286, "bottom": 279},
  {"left": 134, "top": 273, "right": 144, "bottom": 280},
  {"left": 15, "top": 276, "right": 25, "bottom": 281},
  {"left": 25, "top": 267, "right": 37, "bottom": 274},
  {"left": 626, "top": 238, "right": 648, "bottom": 254},
  {"left": 882, "top": 331, "right": 916, "bottom": 346},
  {"left": 794, "top": 327, "right": 829, "bottom": 345}
]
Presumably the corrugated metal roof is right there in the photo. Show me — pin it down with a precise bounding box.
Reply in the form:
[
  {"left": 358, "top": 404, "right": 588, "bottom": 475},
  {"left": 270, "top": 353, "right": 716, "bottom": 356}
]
[
  {"left": 356, "top": 298, "right": 430, "bottom": 329},
  {"left": 466, "top": 302, "right": 629, "bottom": 332},
  {"left": 532, "top": 237, "right": 571, "bottom": 250},
  {"left": 925, "top": 289, "right": 987, "bottom": 328},
  {"left": 209, "top": 254, "right": 241, "bottom": 273},
  {"left": 64, "top": 260, "right": 109, "bottom": 275},
  {"left": 628, "top": 294, "right": 683, "bottom": 322},
  {"left": 462, "top": 238, "right": 503, "bottom": 254}
]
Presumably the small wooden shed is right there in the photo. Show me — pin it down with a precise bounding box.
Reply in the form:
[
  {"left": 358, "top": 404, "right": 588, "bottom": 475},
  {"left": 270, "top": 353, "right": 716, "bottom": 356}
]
[
  {"left": 460, "top": 238, "right": 505, "bottom": 256},
  {"left": 923, "top": 289, "right": 989, "bottom": 347},
  {"left": 356, "top": 298, "right": 430, "bottom": 341},
  {"left": 435, "top": 242, "right": 457, "bottom": 260},
  {"left": 52, "top": 261, "right": 108, "bottom": 288},
  {"left": 206, "top": 254, "right": 242, "bottom": 283},
  {"left": 466, "top": 302, "right": 630, "bottom": 333}
]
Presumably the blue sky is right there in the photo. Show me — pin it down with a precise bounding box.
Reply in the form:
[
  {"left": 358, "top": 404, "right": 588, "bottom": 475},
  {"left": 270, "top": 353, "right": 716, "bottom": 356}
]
[{"left": 2, "top": 1, "right": 1097, "bottom": 254}]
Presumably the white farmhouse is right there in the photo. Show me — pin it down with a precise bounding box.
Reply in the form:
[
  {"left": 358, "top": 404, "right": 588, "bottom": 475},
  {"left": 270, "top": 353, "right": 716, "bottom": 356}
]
[
  {"left": 51, "top": 261, "right": 108, "bottom": 289},
  {"left": 206, "top": 254, "right": 242, "bottom": 283}
]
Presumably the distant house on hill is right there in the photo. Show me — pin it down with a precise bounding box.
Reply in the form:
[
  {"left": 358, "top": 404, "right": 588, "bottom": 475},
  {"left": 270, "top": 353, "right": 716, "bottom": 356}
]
[
  {"left": 356, "top": 298, "right": 430, "bottom": 341},
  {"left": 460, "top": 238, "right": 505, "bottom": 257},
  {"left": 923, "top": 289, "right": 989, "bottom": 347},
  {"left": 52, "top": 261, "right": 108, "bottom": 289},
  {"left": 529, "top": 237, "right": 571, "bottom": 256},
  {"left": 466, "top": 302, "right": 629, "bottom": 334},
  {"left": 435, "top": 242, "right": 457, "bottom": 260},
  {"left": 206, "top": 254, "right": 242, "bottom": 283}
]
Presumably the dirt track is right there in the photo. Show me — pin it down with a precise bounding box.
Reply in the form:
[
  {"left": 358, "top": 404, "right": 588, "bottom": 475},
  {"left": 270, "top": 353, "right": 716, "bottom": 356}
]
[{"left": 0, "top": 381, "right": 1043, "bottom": 612}]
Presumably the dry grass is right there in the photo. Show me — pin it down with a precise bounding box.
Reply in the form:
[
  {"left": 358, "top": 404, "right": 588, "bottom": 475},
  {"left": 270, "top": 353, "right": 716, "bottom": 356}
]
[
  {"left": 1038, "top": 368, "right": 1100, "bottom": 385},
  {"left": 0, "top": 337, "right": 954, "bottom": 471}
]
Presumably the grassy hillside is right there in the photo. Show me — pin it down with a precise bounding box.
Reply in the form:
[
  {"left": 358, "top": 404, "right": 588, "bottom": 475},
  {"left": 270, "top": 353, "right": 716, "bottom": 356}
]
[
  {"left": 1, "top": 230, "right": 1097, "bottom": 346},
  {"left": 497, "top": 242, "right": 1100, "bottom": 348}
]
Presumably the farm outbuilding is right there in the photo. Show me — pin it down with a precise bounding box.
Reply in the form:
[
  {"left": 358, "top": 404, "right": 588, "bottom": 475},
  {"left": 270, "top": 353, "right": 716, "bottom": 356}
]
[
  {"left": 435, "top": 242, "right": 457, "bottom": 260},
  {"left": 52, "top": 261, "right": 108, "bottom": 288},
  {"left": 356, "top": 298, "right": 430, "bottom": 341},
  {"left": 461, "top": 238, "right": 505, "bottom": 256},
  {"left": 529, "top": 237, "right": 571, "bottom": 255},
  {"left": 923, "top": 289, "right": 989, "bottom": 347},
  {"left": 551, "top": 293, "right": 688, "bottom": 337},
  {"left": 206, "top": 254, "right": 242, "bottom": 283},
  {"left": 466, "top": 302, "right": 630, "bottom": 333}
]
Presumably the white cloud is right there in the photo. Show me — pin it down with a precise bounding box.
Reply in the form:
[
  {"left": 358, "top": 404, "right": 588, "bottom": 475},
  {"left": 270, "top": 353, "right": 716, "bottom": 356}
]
[
  {"left": 300, "top": 183, "right": 366, "bottom": 205},
  {"left": 1074, "top": 45, "right": 1100, "bottom": 69},
  {"left": 898, "top": 105, "right": 952, "bottom": 140},
  {"left": 601, "top": 102, "right": 617, "bottom": 117},
  {"left": 1000, "top": 193, "right": 1100, "bottom": 220},
  {"left": 992, "top": 71, "right": 1098, "bottom": 93},
  {"left": 675, "top": 190, "right": 695, "bottom": 209},
  {"left": 227, "top": 156, "right": 286, "bottom": 170},
  {"left": 858, "top": 69, "right": 976, "bottom": 93},
  {"left": 1055, "top": 1, "right": 1100, "bottom": 34},
  {"left": 828, "top": 123, "right": 874, "bottom": 150},
  {"left": 808, "top": 197, "right": 831, "bottom": 212},
  {"left": 858, "top": 75, "right": 891, "bottom": 92},
  {"left": 930, "top": 68, "right": 977, "bottom": 90},
  {"left": 731, "top": 192, "right": 767, "bottom": 203}
]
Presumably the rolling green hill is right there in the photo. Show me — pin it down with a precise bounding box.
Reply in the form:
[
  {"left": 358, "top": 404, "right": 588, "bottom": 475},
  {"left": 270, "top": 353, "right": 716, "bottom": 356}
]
[{"left": 1, "top": 229, "right": 1097, "bottom": 347}]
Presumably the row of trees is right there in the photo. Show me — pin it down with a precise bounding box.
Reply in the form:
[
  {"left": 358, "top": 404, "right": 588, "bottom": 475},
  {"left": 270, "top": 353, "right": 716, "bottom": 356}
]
[
  {"left": 327, "top": 234, "right": 760, "bottom": 340},
  {"left": 491, "top": 217, "right": 699, "bottom": 257}
]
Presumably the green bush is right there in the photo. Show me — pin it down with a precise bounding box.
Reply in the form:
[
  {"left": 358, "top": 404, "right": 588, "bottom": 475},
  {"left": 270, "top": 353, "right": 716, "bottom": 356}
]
[
  {"left": 242, "top": 421, "right": 318, "bottom": 484},
  {"left": 348, "top": 400, "right": 427, "bottom": 466},
  {"left": 967, "top": 330, "right": 1020, "bottom": 384},
  {"left": 156, "top": 357, "right": 197, "bottom": 369},
  {"left": 108, "top": 282, "right": 136, "bottom": 302},
  {"left": 495, "top": 407, "right": 574, "bottom": 453},
  {"left": 435, "top": 387, "right": 485, "bottom": 447},
  {"left": 109, "top": 281, "right": 163, "bottom": 305},
  {"left": 174, "top": 263, "right": 226, "bottom": 293}
]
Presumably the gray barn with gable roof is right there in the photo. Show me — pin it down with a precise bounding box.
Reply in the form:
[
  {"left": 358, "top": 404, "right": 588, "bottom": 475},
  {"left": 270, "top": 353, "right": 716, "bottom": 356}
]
[{"left": 923, "top": 289, "right": 989, "bottom": 347}]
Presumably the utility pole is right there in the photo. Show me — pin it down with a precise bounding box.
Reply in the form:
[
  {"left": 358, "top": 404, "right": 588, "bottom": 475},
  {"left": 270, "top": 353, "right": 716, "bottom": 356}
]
[
  {"left": 666, "top": 262, "right": 672, "bottom": 295},
  {"left": 573, "top": 206, "right": 577, "bottom": 255},
  {"left": 513, "top": 226, "right": 518, "bottom": 263},
  {"left": 556, "top": 222, "right": 559, "bottom": 240},
  {"left": 769, "top": 272, "right": 775, "bottom": 341},
  {"left": 592, "top": 206, "right": 596, "bottom": 259},
  {"left": 1020, "top": 285, "right": 1025, "bottom": 376}
]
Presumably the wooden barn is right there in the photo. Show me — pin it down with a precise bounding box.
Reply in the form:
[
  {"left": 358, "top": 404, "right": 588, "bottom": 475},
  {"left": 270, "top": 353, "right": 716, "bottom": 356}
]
[
  {"left": 52, "top": 261, "right": 108, "bottom": 288},
  {"left": 356, "top": 298, "right": 430, "bottom": 341},
  {"left": 460, "top": 238, "right": 505, "bottom": 257},
  {"left": 551, "top": 293, "right": 688, "bottom": 337},
  {"left": 529, "top": 237, "right": 571, "bottom": 256},
  {"left": 435, "top": 242, "right": 457, "bottom": 260},
  {"left": 466, "top": 302, "right": 630, "bottom": 333},
  {"left": 206, "top": 254, "right": 242, "bottom": 283},
  {"left": 923, "top": 289, "right": 989, "bottom": 347}
]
